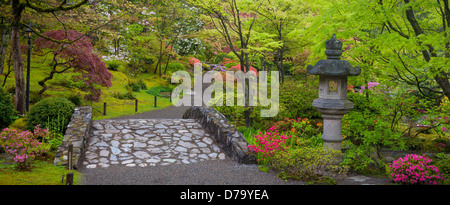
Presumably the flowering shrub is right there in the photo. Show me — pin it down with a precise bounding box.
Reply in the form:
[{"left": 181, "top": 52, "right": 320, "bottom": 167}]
[
  {"left": 0, "top": 125, "right": 50, "bottom": 170},
  {"left": 221, "top": 57, "right": 236, "bottom": 66},
  {"left": 248, "top": 118, "right": 324, "bottom": 165},
  {"left": 189, "top": 57, "right": 201, "bottom": 65},
  {"left": 248, "top": 127, "right": 291, "bottom": 165},
  {"left": 389, "top": 154, "right": 445, "bottom": 185},
  {"left": 229, "top": 64, "right": 259, "bottom": 76}
]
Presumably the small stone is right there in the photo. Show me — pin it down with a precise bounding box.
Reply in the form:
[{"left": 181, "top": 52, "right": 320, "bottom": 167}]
[
  {"left": 181, "top": 136, "right": 192, "bottom": 141},
  {"left": 123, "top": 134, "right": 134, "bottom": 139},
  {"left": 147, "top": 147, "right": 163, "bottom": 154},
  {"left": 94, "top": 141, "right": 109, "bottom": 147},
  {"left": 86, "top": 164, "right": 97, "bottom": 169},
  {"left": 146, "top": 158, "right": 161, "bottom": 164},
  {"left": 111, "top": 140, "right": 120, "bottom": 147},
  {"left": 202, "top": 137, "right": 213, "bottom": 145},
  {"left": 122, "top": 159, "right": 134, "bottom": 164},
  {"left": 111, "top": 147, "right": 121, "bottom": 155},
  {"left": 99, "top": 158, "right": 109, "bottom": 163},
  {"left": 136, "top": 130, "right": 148, "bottom": 135},
  {"left": 134, "top": 142, "right": 147, "bottom": 148},
  {"left": 174, "top": 146, "right": 187, "bottom": 152},
  {"left": 155, "top": 124, "right": 168, "bottom": 129},
  {"left": 191, "top": 149, "right": 201, "bottom": 154},
  {"left": 163, "top": 159, "right": 176, "bottom": 163},
  {"left": 110, "top": 154, "right": 118, "bottom": 161},
  {"left": 100, "top": 150, "right": 109, "bottom": 157},
  {"left": 179, "top": 141, "right": 197, "bottom": 149},
  {"left": 190, "top": 129, "right": 205, "bottom": 136},
  {"left": 133, "top": 151, "right": 151, "bottom": 159},
  {"left": 122, "top": 129, "right": 132, "bottom": 134},
  {"left": 122, "top": 143, "right": 133, "bottom": 148}
]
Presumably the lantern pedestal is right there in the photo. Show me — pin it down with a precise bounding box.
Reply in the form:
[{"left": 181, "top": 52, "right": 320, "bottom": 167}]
[{"left": 307, "top": 34, "right": 361, "bottom": 154}]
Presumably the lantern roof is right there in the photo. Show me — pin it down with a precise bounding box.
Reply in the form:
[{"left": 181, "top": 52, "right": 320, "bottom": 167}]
[{"left": 307, "top": 34, "right": 361, "bottom": 77}]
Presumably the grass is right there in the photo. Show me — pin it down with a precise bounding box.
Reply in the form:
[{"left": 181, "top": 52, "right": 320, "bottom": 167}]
[
  {"left": 90, "top": 69, "right": 175, "bottom": 120},
  {"left": 0, "top": 159, "right": 83, "bottom": 185}
]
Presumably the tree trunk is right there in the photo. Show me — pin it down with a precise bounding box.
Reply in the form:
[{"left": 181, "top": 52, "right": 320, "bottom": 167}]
[
  {"left": 163, "top": 56, "right": 170, "bottom": 75},
  {"left": 11, "top": 1, "right": 26, "bottom": 114},
  {"left": 0, "top": 19, "right": 8, "bottom": 75}
]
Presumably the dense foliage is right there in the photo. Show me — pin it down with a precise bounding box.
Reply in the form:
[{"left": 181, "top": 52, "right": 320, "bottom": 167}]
[
  {"left": 0, "top": 87, "right": 15, "bottom": 130},
  {"left": 26, "top": 97, "right": 75, "bottom": 134}
]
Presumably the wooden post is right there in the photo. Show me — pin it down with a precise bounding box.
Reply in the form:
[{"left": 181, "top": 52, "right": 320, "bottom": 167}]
[
  {"left": 66, "top": 173, "right": 73, "bottom": 185},
  {"left": 66, "top": 144, "right": 74, "bottom": 185},
  {"left": 103, "top": 102, "right": 107, "bottom": 115},
  {"left": 135, "top": 99, "right": 138, "bottom": 112},
  {"left": 154, "top": 96, "right": 157, "bottom": 108}
]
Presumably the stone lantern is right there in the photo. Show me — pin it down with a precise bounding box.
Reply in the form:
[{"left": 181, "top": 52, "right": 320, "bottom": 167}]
[{"left": 306, "top": 34, "right": 361, "bottom": 152}]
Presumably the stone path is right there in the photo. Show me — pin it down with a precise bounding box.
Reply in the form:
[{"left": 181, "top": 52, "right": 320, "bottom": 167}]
[{"left": 83, "top": 119, "right": 226, "bottom": 169}]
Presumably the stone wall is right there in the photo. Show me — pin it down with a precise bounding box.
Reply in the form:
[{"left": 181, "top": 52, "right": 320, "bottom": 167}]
[
  {"left": 183, "top": 106, "right": 256, "bottom": 164},
  {"left": 54, "top": 106, "right": 93, "bottom": 169}
]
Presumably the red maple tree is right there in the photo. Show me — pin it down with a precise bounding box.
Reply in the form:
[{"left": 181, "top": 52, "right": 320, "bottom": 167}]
[{"left": 35, "top": 29, "right": 112, "bottom": 101}]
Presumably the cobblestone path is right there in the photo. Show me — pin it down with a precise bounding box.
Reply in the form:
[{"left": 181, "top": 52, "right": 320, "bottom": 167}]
[{"left": 83, "top": 119, "right": 226, "bottom": 169}]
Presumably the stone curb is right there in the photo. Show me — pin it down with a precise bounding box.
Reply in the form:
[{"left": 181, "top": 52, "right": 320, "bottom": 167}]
[
  {"left": 54, "top": 106, "right": 93, "bottom": 169},
  {"left": 183, "top": 106, "right": 257, "bottom": 164}
]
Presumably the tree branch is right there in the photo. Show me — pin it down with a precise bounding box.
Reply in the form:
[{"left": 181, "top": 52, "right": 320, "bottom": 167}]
[{"left": 26, "top": 0, "right": 88, "bottom": 13}]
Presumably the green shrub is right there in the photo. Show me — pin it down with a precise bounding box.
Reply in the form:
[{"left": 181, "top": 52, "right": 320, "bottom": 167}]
[
  {"left": 278, "top": 79, "right": 321, "bottom": 120},
  {"left": 0, "top": 87, "right": 15, "bottom": 130},
  {"left": 67, "top": 95, "right": 82, "bottom": 106},
  {"left": 112, "top": 90, "right": 136, "bottom": 100},
  {"left": 127, "top": 80, "right": 148, "bottom": 92},
  {"left": 27, "top": 97, "right": 75, "bottom": 134},
  {"left": 106, "top": 59, "right": 122, "bottom": 71},
  {"left": 271, "top": 147, "right": 347, "bottom": 184},
  {"left": 165, "top": 62, "right": 186, "bottom": 72},
  {"left": 436, "top": 156, "right": 450, "bottom": 185}
]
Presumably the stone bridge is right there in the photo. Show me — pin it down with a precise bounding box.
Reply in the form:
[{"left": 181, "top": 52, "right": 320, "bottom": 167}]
[{"left": 54, "top": 106, "right": 255, "bottom": 170}]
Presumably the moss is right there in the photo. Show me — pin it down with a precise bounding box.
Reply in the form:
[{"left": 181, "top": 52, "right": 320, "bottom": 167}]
[{"left": 8, "top": 118, "right": 28, "bottom": 131}]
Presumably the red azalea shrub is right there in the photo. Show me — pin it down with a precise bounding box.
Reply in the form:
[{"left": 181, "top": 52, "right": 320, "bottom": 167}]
[
  {"left": 248, "top": 125, "right": 292, "bottom": 165},
  {"left": 229, "top": 64, "right": 259, "bottom": 76},
  {"left": 389, "top": 154, "right": 445, "bottom": 185},
  {"left": 221, "top": 57, "right": 236, "bottom": 66},
  {"left": 189, "top": 57, "right": 201, "bottom": 65}
]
